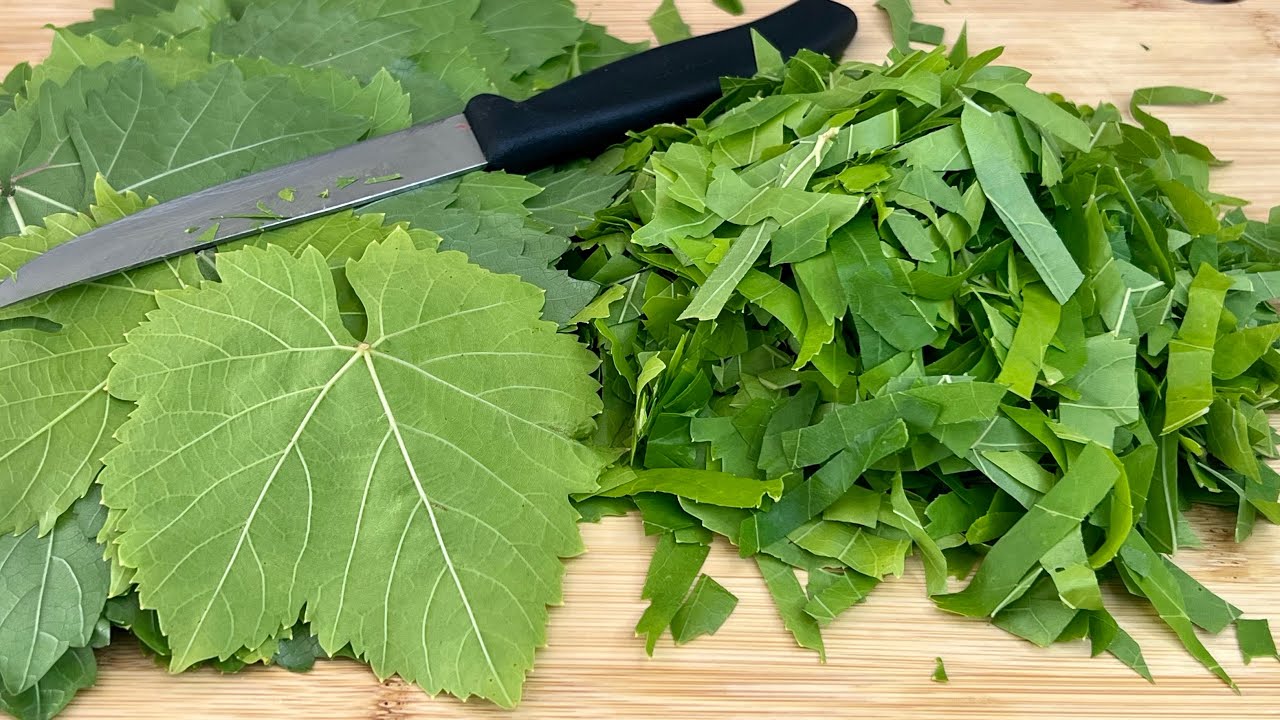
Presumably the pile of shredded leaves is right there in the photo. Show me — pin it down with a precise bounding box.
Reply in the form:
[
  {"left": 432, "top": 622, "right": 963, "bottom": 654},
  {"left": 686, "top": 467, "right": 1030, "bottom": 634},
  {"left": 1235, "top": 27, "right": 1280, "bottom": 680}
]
[{"left": 2, "top": 0, "right": 1280, "bottom": 717}]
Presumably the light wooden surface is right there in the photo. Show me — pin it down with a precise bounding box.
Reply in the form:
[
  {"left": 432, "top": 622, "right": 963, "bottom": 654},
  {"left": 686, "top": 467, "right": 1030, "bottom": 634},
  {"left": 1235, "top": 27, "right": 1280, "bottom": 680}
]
[{"left": 2, "top": 1, "right": 1279, "bottom": 718}]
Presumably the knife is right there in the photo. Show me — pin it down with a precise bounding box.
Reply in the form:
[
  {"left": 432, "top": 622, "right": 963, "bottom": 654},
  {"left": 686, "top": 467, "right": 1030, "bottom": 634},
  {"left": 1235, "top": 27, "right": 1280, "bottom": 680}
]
[{"left": 0, "top": 0, "right": 857, "bottom": 308}]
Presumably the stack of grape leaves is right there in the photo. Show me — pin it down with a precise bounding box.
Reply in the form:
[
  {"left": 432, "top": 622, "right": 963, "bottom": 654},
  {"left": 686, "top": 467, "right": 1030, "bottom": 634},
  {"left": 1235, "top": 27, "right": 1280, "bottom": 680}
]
[{"left": 1, "top": 1, "right": 1279, "bottom": 719}]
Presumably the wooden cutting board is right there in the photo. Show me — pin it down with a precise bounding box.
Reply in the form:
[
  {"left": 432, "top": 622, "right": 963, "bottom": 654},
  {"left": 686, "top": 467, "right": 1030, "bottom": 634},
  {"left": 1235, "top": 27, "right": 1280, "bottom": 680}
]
[{"left": 1, "top": 1, "right": 1278, "bottom": 718}]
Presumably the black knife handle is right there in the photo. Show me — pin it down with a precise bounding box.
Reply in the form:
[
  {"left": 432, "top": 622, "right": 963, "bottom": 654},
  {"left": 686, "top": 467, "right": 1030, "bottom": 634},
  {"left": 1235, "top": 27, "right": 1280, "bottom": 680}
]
[{"left": 463, "top": 0, "right": 858, "bottom": 173}]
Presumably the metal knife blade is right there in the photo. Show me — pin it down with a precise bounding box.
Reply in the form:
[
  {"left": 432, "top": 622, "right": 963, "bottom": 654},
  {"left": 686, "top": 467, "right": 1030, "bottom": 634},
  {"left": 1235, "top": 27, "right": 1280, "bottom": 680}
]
[{"left": 0, "top": 114, "right": 486, "bottom": 307}]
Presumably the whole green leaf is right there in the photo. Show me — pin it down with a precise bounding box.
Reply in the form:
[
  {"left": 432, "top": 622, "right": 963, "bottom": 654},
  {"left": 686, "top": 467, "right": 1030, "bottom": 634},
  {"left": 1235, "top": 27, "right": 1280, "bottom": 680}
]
[
  {"left": 100, "top": 236, "right": 605, "bottom": 706},
  {"left": 367, "top": 180, "right": 599, "bottom": 325},
  {"left": 0, "top": 492, "right": 108, "bottom": 695},
  {"left": 209, "top": 0, "right": 501, "bottom": 119},
  {"left": 72, "top": 61, "right": 371, "bottom": 205},
  {"left": 935, "top": 443, "right": 1121, "bottom": 617},
  {"left": 82, "top": 0, "right": 229, "bottom": 45},
  {"left": 26, "top": 29, "right": 210, "bottom": 95},
  {"left": 961, "top": 104, "right": 1083, "bottom": 303},
  {"left": 231, "top": 60, "right": 412, "bottom": 139},
  {"left": 0, "top": 66, "right": 111, "bottom": 236},
  {"left": 474, "top": 0, "right": 584, "bottom": 77},
  {"left": 670, "top": 575, "right": 738, "bottom": 644}
]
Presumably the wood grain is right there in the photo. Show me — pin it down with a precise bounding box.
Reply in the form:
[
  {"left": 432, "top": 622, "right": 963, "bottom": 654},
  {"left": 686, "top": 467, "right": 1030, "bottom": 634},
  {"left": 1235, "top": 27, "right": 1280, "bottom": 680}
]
[{"left": 1, "top": 1, "right": 1278, "bottom": 718}]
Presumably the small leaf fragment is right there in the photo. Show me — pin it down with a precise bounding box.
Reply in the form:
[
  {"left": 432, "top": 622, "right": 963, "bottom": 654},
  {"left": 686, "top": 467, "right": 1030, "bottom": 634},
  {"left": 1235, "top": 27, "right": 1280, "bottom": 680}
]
[
  {"left": 670, "top": 575, "right": 739, "bottom": 644},
  {"left": 931, "top": 657, "right": 949, "bottom": 683}
]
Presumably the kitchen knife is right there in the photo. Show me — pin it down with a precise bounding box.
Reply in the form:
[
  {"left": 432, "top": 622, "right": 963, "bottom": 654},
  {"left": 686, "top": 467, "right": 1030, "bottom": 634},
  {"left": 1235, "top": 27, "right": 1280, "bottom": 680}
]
[{"left": 0, "top": 0, "right": 857, "bottom": 308}]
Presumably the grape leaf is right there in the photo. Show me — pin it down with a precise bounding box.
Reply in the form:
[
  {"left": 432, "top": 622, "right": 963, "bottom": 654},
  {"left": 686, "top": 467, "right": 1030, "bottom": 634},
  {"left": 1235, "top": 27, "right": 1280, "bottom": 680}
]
[
  {"left": 3, "top": 57, "right": 377, "bottom": 238},
  {"left": 70, "top": 61, "right": 369, "bottom": 203},
  {"left": 0, "top": 179, "right": 200, "bottom": 536},
  {"left": 365, "top": 176, "right": 600, "bottom": 325},
  {"left": 100, "top": 235, "right": 606, "bottom": 706},
  {"left": 0, "top": 490, "right": 108, "bottom": 695},
  {"left": 474, "top": 0, "right": 583, "bottom": 77}
]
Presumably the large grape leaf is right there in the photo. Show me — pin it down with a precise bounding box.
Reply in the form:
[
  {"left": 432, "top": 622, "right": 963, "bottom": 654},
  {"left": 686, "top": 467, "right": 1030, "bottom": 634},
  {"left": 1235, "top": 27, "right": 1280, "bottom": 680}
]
[
  {"left": 100, "top": 234, "right": 606, "bottom": 705},
  {"left": 473, "top": 0, "right": 582, "bottom": 78},
  {"left": 0, "top": 490, "right": 109, "bottom": 695},
  {"left": 25, "top": 30, "right": 212, "bottom": 95},
  {"left": 0, "top": 180, "right": 201, "bottom": 535},
  {"left": 73, "top": 0, "right": 230, "bottom": 47},
  {"left": 3, "top": 58, "right": 374, "bottom": 237},
  {"left": 210, "top": 0, "right": 599, "bottom": 120},
  {"left": 0, "top": 67, "right": 110, "bottom": 238},
  {"left": 68, "top": 60, "right": 368, "bottom": 203},
  {"left": 210, "top": 0, "right": 497, "bottom": 120}
]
